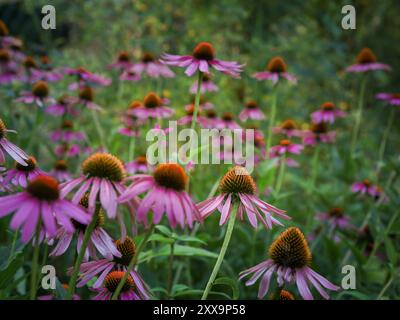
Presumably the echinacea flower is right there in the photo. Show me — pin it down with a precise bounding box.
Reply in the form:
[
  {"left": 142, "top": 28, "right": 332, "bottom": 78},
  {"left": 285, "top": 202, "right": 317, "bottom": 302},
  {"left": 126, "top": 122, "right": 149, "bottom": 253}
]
[
  {"left": 273, "top": 119, "right": 302, "bottom": 138},
  {"left": 74, "top": 237, "right": 151, "bottom": 300},
  {"left": 131, "top": 92, "right": 174, "bottom": 120},
  {"left": 16, "top": 80, "right": 55, "bottom": 107},
  {"left": 239, "top": 227, "right": 340, "bottom": 300},
  {"left": 45, "top": 95, "right": 79, "bottom": 117},
  {"left": 311, "top": 102, "right": 346, "bottom": 124},
  {"left": 50, "top": 193, "right": 120, "bottom": 261},
  {"left": 119, "top": 163, "right": 201, "bottom": 228},
  {"left": 269, "top": 139, "right": 303, "bottom": 167},
  {"left": 92, "top": 271, "right": 146, "bottom": 300},
  {"left": 185, "top": 96, "right": 214, "bottom": 111},
  {"left": 65, "top": 66, "right": 111, "bottom": 89},
  {"left": 2, "top": 156, "right": 44, "bottom": 188},
  {"left": 203, "top": 110, "right": 220, "bottom": 129},
  {"left": 0, "top": 118, "right": 28, "bottom": 166},
  {"left": 219, "top": 112, "right": 241, "bottom": 129},
  {"left": 302, "top": 123, "right": 336, "bottom": 146},
  {"left": 345, "top": 48, "right": 391, "bottom": 73},
  {"left": 50, "top": 159, "right": 71, "bottom": 182},
  {"left": 351, "top": 179, "right": 387, "bottom": 202},
  {"left": 316, "top": 207, "right": 353, "bottom": 231},
  {"left": 253, "top": 56, "right": 297, "bottom": 84},
  {"left": 119, "top": 69, "right": 141, "bottom": 82},
  {"left": 0, "top": 175, "right": 91, "bottom": 242},
  {"left": 239, "top": 100, "right": 266, "bottom": 122},
  {"left": 125, "top": 156, "right": 149, "bottom": 174},
  {"left": 108, "top": 51, "right": 133, "bottom": 70},
  {"left": 161, "top": 42, "right": 243, "bottom": 78},
  {"left": 55, "top": 143, "right": 81, "bottom": 158},
  {"left": 50, "top": 120, "right": 85, "bottom": 143},
  {"left": 178, "top": 104, "right": 207, "bottom": 127},
  {"left": 132, "top": 52, "right": 174, "bottom": 78},
  {"left": 61, "top": 153, "right": 127, "bottom": 218},
  {"left": 72, "top": 86, "right": 102, "bottom": 111},
  {"left": 30, "top": 56, "right": 64, "bottom": 83},
  {"left": 197, "top": 166, "right": 289, "bottom": 228},
  {"left": 38, "top": 283, "right": 80, "bottom": 300},
  {"left": 376, "top": 92, "right": 400, "bottom": 105},
  {"left": 190, "top": 73, "right": 218, "bottom": 94}
]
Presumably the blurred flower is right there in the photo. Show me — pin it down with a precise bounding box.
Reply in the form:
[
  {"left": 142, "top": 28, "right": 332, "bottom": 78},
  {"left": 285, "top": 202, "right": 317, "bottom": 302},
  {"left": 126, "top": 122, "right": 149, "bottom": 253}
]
[
  {"left": 253, "top": 56, "right": 296, "bottom": 84},
  {"left": 316, "top": 207, "right": 354, "bottom": 231},
  {"left": 311, "top": 102, "right": 346, "bottom": 124},
  {"left": 50, "top": 193, "right": 120, "bottom": 261},
  {"left": 131, "top": 92, "right": 174, "bottom": 119},
  {"left": 125, "top": 156, "right": 149, "bottom": 174},
  {"left": 273, "top": 119, "right": 302, "bottom": 138},
  {"left": 269, "top": 139, "right": 303, "bottom": 167},
  {"left": 302, "top": 123, "right": 336, "bottom": 146},
  {"left": 178, "top": 104, "right": 207, "bottom": 126},
  {"left": 131, "top": 52, "right": 174, "bottom": 78},
  {"left": 161, "top": 42, "right": 243, "bottom": 78},
  {"left": 119, "top": 163, "right": 201, "bottom": 228},
  {"left": 185, "top": 96, "right": 214, "bottom": 111},
  {"left": 16, "top": 80, "right": 55, "bottom": 107},
  {"left": 65, "top": 67, "right": 111, "bottom": 89},
  {"left": 351, "top": 179, "right": 388, "bottom": 202},
  {"left": 55, "top": 143, "right": 81, "bottom": 158},
  {"left": 45, "top": 95, "right": 79, "bottom": 117},
  {"left": 0, "top": 175, "right": 90, "bottom": 242},
  {"left": 376, "top": 92, "right": 400, "bottom": 105},
  {"left": 220, "top": 112, "right": 241, "bottom": 129},
  {"left": 50, "top": 120, "right": 85, "bottom": 143},
  {"left": 108, "top": 51, "right": 133, "bottom": 70},
  {"left": 345, "top": 48, "right": 391, "bottom": 73},
  {"left": 197, "top": 166, "right": 288, "bottom": 228},
  {"left": 119, "top": 69, "right": 141, "bottom": 82},
  {"left": 72, "top": 86, "right": 102, "bottom": 111},
  {"left": 61, "top": 153, "right": 127, "bottom": 218},
  {"left": 50, "top": 160, "right": 71, "bottom": 182},
  {"left": 189, "top": 73, "right": 218, "bottom": 93},
  {"left": 239, "top": 227, "right": 339, "bottom": 300},
  {"left": 0, "top": 118, "right": 29, "bottom": 166},
  {"left": 2, "top": 156, "right": 44, "bottom": 188},
  {"left": 239, "top": 100, "right": 266, "bottom": 122},
  {"left": 38, "top": 283, "right": 80, "bottom": 300}
]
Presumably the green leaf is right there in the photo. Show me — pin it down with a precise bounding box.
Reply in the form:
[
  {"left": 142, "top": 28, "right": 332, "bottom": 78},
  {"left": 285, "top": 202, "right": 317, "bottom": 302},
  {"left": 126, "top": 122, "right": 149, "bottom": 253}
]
[
  {"left": 176, "top": 235, "right": 207, "bottom": 245},
  {"left": 383, "top": 235, "right": 397, "bottom": 266},
  {"left": 0, "top": 252, "right": 24, "bottom": 288},
  {"left": 148, "top": 234, "right": 174, "bottom": 244},
  {"left": 155, "top": 225, "right": 172, "bottom": 237},
  {"left": 213, "top": 277, "right": 239, "bottom": 300}
]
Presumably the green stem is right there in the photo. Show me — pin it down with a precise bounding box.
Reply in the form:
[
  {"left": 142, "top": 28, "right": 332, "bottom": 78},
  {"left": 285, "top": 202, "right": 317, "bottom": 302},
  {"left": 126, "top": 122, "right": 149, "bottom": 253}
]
[
  {"left": 166, "top": 242, "right": 175, "bottom": 299},
  {"left": 275, "top": 155, "right": 286, "bottom": 194},
  {"left": 111, "top": 225, "right": 154, "bottom": 300},
  {"left": 377, "top": 107, "right": 395, "bottom": 176},
  {"left": 128, "top": 136, "right": 135, "bottom": 162},
  {"left": 266, "top": 90, "right": 277, "bottom": 155},
  {"left": 7, "top": 231, "right": 19, "bottom": 265},
  {"left": 91, "top": 109, "right": 106, "bottom": 150},
  {"left": 67, "top": 215, "right": 97, "bottom": 299},
  {"left": 377, "top": 276, "right": 394, "bottom": 299},
  {"left": 29, "top": 220, "right": 41, "bottom": 300},
  {"left": 190, "top": 71, "right": 203, "bottom": 132},
  {"left": 201, "top": 203, "right": 238, "bottom": 300},
  {"left": 310, "top": 146, "right": 320, "bottom": 192},
  {"left": 350, "top": 76, "right": 368, "bottom": 158}
]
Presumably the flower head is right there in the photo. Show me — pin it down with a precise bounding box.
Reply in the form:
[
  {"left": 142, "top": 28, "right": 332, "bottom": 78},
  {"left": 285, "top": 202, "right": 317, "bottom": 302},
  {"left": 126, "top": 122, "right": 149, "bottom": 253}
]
[
  {"left": 273, "top": 119, "right": 302, "bottom": 138},
  {"left": 130, "top": 51, "right": 174, "bottom": 78},
  {"left": 311, "top": 102, "right": 346, "bottom": 124},
  {"left": 316, "top": 207, "right": 353, "bottom": 232},
  {"left": 302, "top": 123, "right": 336, "bottom": 146},
  {"left": 376, "top": 92, "right": 400, "bottom": 106},
  {"left": 0, "top": 118, "right": 28, "bottom": 166},
  {"left": 119, "top": 163, "right": 201, "bottom": 228},
  {"left": 345, "top": 48, "right": 391, "bottom": 73},
  {"left": 197, "top": 166, "right": 288, "bottom": 228},
  {"left": 253, "top": 56, "right": 297, "bottom": 84},
  {"left": 131, "top": 92, "right": 174, "bottom": 119},
  {"left": 3, "top": 156, "right": 44, "bottom": 188},
  {"left": 16, "top": 80, "right": 55, "bottom": 107},
  {"left": 239, "top": 100, "right": 266, "bottom": 122},
  {"left": 239, "top": 227, "right": 340, "bottom": 300},
  {"left": 189, "top": 73, "right": 219, "bottom": 94},
  {"left": 161, "top": 41, "right": 243, "bottom": 78}
]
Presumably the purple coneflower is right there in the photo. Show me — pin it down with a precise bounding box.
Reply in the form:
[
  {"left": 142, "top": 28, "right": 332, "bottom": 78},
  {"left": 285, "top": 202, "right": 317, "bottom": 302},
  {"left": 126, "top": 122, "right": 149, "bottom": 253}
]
[
  {"left": 0, "top": 175, "right": 90, "bottom": 242},
  {"left": 203, "top": 110, "right": 220, "bottom": 129},
  {"left": 253, "top": 56, "right": 296, "bottom": 84},
  {"left": 178, "top": 104, "right": 207, "bottom": 127},
  {"left": 345, "top": 48, "right": 391, "bottom": 73},
  {"left": 45, "top": 95, "right": 79, "bottom": 117},
  {"left": 197, "top": 166, "right": 288, "bottom": 228},
  {"left": 108, "top": 51, "right": 133, "bottom": 70},
  {"left": 269, "top": 139, "right": 303, "bottom": 167},
  {"left": 50, "top": 193, "right": 120, "bottom": 261},
  {"left": 185, "top": 96, "right": 214, "bottom": 111},
  {"left": 132, "top": 52, "right": 174, "bottom": 78},
  {"left": 74, "top": 237, "right": 151, "bottom": 300},
  {"left": 273, "top": 119, "right": 302, "bottom": 138},
  {"left": 2, "top": 156, "right": 44, "bottom": 188},
  {"left": 376, "top": 92, "right": 400, "bottom": 105},
  {"left": 16, "top": 80, "right": 55, "bottom": 107},
  {"left": 239, "top": 227, "right": 340, "bottom": 300},
  {"left": 50, "top": 159, "right": 71, "bottom": 182},
  {"left": 72, "top": 86, "right": 102, "bottom": 111},
  {"left": 239, "top": 100, "right": 266, "bottom": 122},
  {"left": 351, "top": 179, "right": 387, "bottom": 202},
  {"left": 30, "top": 56, "right": 64, "bottom": 83},
  {"left": 302, "top": 123, "right": 336, "bottom": 146},
  {"left": 0, "top": 118, "right": 28, "bottom": 165},
  {"left": 190, "top": 73, "right": 218, "bottom": 94},
  {"left": 219, "top": 112, "right": 241, "bottom": 129},
  {"left": 92, "top": 271, "right": 146, "bottom": 300},
  {"left": 311, "top": 102, "right": 346, "bottom": 124},
  {"left": 65, "top": 66, "right": 111, "bottom": 89},
  {"left": 55, "top": 143, "right": 81, "bottom": 158},
  {"left": 61, "top": 153, "right": 127, "bottom": 218},
  {"left": 119, "top": 69, "right": 141, "bottom": 82},
  {"left": 161, "top": 42, "right": 243, "bottom": 78},
  {"left": 125, "top": 156, "right": 149, "bottom": 174},
  {"left": 119, "top": 163, "right": 201, "bottom": 228},
  {"left": 131, "top": 92, "right": 174, "bottom": 119},
  {"left": 316, "top": 207, "right": 353, "bottom": 231},
  {"left": 50, "top": 120, "right": 85, "bottom": 143}
]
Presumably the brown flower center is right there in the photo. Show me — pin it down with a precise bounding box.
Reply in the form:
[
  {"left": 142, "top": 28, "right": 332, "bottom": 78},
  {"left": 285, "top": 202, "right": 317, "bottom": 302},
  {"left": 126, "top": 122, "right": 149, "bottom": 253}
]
[
  {"left": 54, "top": 159, "right": 68, "bottom": 171},
  {"left": 143, "top": 92, "right": 161, "bottom": 109},
  {"left": 118, "top": 51, "right": 130, "bottom": 62},
  {"left": 311, "top": 122, "right": 327, "bottom": 134},
  {"left": 136, "top": 156, "right": 147, "bottom": 165},
  {"left": 142, "top": 52, "right": 155, "bottom": 63},
  {"left": 113, "top": 237, "right": 136, "bottom": 266},
  {"left": 82, "top": 153, "right": 125, "bottom": 182},
  {"left": 0, "top": 20, "right": 9, "bottom": 36},
  {"left": 246, "top": 100, "right": 258, "bottom": 109},
  {"left": 0, "top": 49, "right": 10, "bottom": 62},
  {"left": 279, "top": 139, "right": 291, "bottom": 147},
  {"left": 0, "top": 118, "right": 6, "bottom": 139},
  {"left": 40, "top": 56, "right": 50, "bottom": 65},
  {"left": 16, "top": 156, "right": 37, "bottom": 172},
  {"left": 206, "top": 110, "right": 217, "bottom": 119},
  {"left": 321, "top": 102, "right": 335, "bottom": 111},
  {"left": 61, "top": 120, "right": 73, "bottom": 130},
  {"left": 79, "top": 86, "right": 94, "bottom": 102},
  {"left": 279, "top": 290, "right": 295, "bottom": 300},
  {"left": 27, "top": 175, "right": 60, "bottom": 201},
  {"left": 104, "top": 271, "right": 134, "bottom": 293},
  {"left": 269, "top": 227, "right": 312, "bottom": 269},
  {"left": 221, "top": 112, "right": 234, "bottom": 121},
  {"left": 202, "top": 74, "right": 211, "bottom": 82},
  {"left": 72, "top": 193, "right": 105, "bottom": 230},
  {"left": 129, "top": 100, "right": 142, "bottom": 109},
  {"left": 219, "top": 166, "right": 256, "bottom": 195},
  {"left": 186, "top": 104, "right": 201, "bottom": 116},
  {"left": 32, "top": 81, "right": 49, "bottom": 98},
  {"left": 153, "top": 163, "right": 188, "bottom": 191},
  {"left": 281, "top": 119, "right": 297, "bottom": 130},
  {"left": 356, "top": 48, "right": 377, "bottom": 64},
  {"left": 192, "top": 42, "right": 215, "bottom": 61},
  {"left": 328, "top": 207, "right": 343, "bottom": 218},
  {"left": 23, "top": 56, "right": 37, "bottom": 69},
  {"left": 267, "top": 56, "right": 287, "bottom": 73},
  {"left": 363, "top": 179, "right": 371, "bottom": 187}
]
